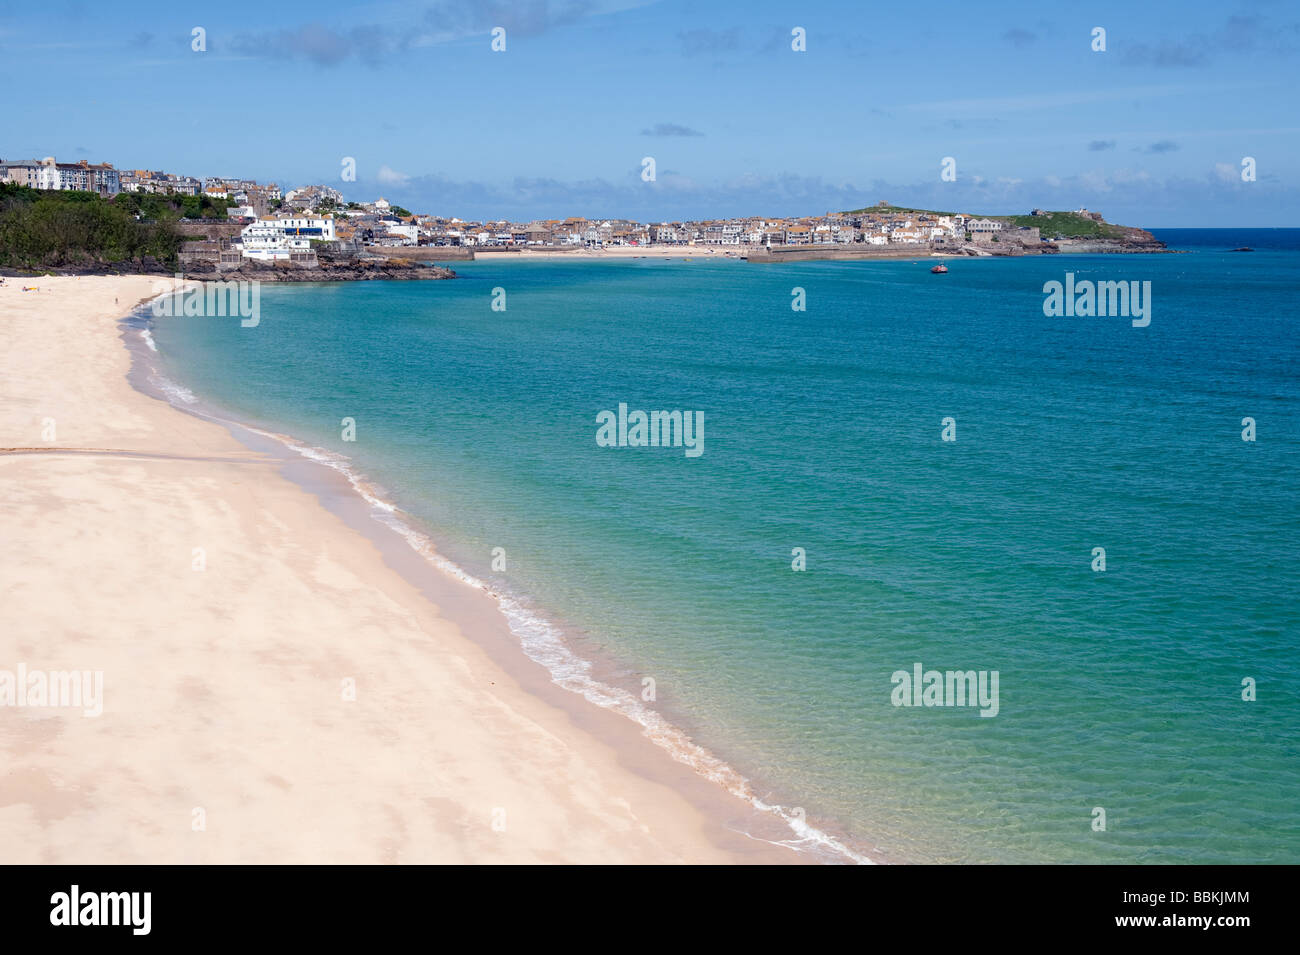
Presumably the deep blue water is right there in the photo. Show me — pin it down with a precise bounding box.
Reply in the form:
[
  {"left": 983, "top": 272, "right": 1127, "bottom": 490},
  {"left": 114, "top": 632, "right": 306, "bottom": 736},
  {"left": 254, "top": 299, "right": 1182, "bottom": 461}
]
[{"left": 1151, "top": 227, "right": 1300, "bottom": 250}]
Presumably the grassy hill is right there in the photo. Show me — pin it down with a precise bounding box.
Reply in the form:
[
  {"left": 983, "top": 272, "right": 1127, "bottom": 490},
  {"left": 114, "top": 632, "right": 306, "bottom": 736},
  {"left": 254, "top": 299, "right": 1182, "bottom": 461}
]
[
  {"left": 842, "top": 204, "right": 1130, "bottom": 239},
  {"left": 844, "top": 203, "right": 958, "bottom": 217},
  {"left": 997, "top": 212, "right": 1125, "bottom": 239}
]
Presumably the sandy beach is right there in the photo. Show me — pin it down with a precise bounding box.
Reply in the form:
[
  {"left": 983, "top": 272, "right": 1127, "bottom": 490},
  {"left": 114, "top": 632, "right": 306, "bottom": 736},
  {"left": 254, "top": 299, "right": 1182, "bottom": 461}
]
[
  {"left": 408, "top": 243, "right": 952, "bottom": 263},
  {"left": 0, "top": 275, "right": 805, "bottom": 864}
]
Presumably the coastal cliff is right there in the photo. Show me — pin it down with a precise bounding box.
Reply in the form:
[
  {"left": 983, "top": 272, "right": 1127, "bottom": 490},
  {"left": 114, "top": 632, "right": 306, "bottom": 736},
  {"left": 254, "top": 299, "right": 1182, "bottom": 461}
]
[{"left": 1052, "top": 226, "right": 1167, "bottom": 254}]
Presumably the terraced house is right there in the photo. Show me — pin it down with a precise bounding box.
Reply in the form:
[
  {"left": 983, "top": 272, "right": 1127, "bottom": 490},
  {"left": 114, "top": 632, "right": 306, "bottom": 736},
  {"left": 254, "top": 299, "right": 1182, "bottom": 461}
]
[{"left": 2, "top": 157, "right": 120, "bottom": 195}]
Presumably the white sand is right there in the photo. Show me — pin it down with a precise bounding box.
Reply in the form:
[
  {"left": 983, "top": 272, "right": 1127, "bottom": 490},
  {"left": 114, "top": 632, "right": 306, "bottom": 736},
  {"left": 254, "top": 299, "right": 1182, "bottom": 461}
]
[
  {"left": 0, "top": 275, "right": 800, "bottom": 864},
  {"left": 475, "top": 244, "right": 740, "bottom": 260}
]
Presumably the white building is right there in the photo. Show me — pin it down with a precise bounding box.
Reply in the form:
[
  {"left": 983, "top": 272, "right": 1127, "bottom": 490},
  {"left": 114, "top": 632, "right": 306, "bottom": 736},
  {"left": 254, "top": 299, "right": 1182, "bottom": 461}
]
[
  {"left": 650, "top": 224, "right": 682, "bottom": 244},
  {"left": 385, "top": 223, "right": 419, "bottom": 245},
  {"left": 27, "top": 157, "right": 120, "bottom": 195},
  {"left": 889, "top": 226, "right": 927, "bottom": 244},
  {"left": 239, "top": 214, "right": 336, "bottom": 260},
  {"left": 703, "top": 223, "right": 743, "bottom": 245}
]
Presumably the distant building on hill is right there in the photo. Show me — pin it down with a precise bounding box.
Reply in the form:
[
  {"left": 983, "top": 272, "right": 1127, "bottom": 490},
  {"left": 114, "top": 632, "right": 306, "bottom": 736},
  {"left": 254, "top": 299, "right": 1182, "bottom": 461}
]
[
  {"left": 284, "top": 185, "right": 344, "bottom": 209},
  {"left": 0, "top": 158, "right": 42, "bottom": 188},
  {"left": 120, "top": 170, "right": 201, "bottom": 196},
  {"left": 4, "top": 157, "right": 121, "bottom": 195}
]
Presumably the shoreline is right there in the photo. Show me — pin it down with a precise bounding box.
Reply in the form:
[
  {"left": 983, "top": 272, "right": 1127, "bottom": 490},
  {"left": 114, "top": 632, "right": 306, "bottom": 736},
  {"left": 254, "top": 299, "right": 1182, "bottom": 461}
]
[
  {"left": 0, "top": 243, "right": 1184, "bottom": 284},
  {"left": 123, "top": 293, "right": 879, "bottom": 865},
  {"left": 0, "top": 275, "right": 871, "bottom": 864}
]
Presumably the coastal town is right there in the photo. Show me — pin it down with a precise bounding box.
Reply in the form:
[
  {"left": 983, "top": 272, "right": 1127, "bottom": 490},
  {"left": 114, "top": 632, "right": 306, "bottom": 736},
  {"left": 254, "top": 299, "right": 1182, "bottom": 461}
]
[{"left": 0, "top": 154, "right": 1165, "bottom": 276}]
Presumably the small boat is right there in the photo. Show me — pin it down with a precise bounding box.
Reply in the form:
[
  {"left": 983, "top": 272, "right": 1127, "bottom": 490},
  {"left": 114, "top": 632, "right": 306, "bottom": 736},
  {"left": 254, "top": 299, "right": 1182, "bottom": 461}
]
[{"left": 930, "top": 264, "right": 948, "bottom": 274}]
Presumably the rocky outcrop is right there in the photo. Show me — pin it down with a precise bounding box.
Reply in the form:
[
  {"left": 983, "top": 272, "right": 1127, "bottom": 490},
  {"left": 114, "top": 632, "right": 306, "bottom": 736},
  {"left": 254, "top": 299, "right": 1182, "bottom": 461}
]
[
  {"left": 1053, "top": 229, "right": 1168, "bottom": 254},
  {"left": 8, "top": 257, "right": 455, "bottom": 280},
  {"left": 186, "top": 259, "right": 455, "bottom": 281}
]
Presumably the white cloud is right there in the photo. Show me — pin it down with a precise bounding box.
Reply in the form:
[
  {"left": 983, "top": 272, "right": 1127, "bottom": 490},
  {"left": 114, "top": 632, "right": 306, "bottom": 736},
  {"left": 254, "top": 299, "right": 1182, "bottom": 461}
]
[{"left": 1213, "top": 162, "right": 1239, "bottom": 183}]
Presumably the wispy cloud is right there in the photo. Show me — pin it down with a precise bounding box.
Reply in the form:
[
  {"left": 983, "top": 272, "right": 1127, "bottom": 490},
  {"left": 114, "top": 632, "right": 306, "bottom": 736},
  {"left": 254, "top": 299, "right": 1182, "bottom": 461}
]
[
  {"left": 945, "top": 118, "right": 1002, "bottom": 131},
  {"left": 1123, "top": 40, "right": 1210, "bottom": 68},
  {"left": 1143, "top": 140, "right": 1180, "bottom": 154},
  {"left": 418, "top": 0, "right": 597, "bottom": 42},
  {"left": 1088, "top": 140, "right": 1116, "bottom": 151},
  {"left": 230, "top": 1, "right": 609, "bottom": 66},
  {"left": 230, "top": 23, "right": 399, "bottom": 67},
  {"left": 677, "top": 27, "right": 741, "bottom": 56},
  {"left": 1002, "top": 28, "right": 1035, "bottom": 48},
  {"left": 900, "top": 84, "right": 1192, "bottom": 115},
  {"left": 1122, "top": 14, "right": 1299, "bottom": 68},
  {"left": 642, "top": 123, "right": 703, "bottom": 137}
]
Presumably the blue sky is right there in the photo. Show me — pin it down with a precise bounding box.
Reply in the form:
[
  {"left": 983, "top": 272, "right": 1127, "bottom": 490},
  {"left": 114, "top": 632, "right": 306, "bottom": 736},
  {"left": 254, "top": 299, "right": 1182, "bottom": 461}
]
[{"left": 2, "top": 0, "right": 1297, "bottom": 225}]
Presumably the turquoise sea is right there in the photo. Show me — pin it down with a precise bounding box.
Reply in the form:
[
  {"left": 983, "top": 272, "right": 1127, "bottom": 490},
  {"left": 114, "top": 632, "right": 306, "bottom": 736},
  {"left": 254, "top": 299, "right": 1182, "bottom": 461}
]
[{"left": 144, "top": 229, "right": 1300, "bottom": 863}]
